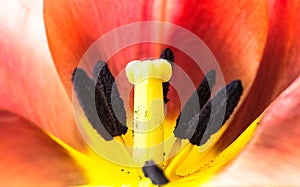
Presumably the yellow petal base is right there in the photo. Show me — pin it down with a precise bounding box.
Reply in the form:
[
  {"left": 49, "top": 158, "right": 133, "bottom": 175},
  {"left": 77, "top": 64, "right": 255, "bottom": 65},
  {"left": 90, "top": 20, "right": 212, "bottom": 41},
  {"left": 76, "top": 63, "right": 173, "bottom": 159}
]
[{"left": 48, "top": 115, "right": 259, "bottom": 186}]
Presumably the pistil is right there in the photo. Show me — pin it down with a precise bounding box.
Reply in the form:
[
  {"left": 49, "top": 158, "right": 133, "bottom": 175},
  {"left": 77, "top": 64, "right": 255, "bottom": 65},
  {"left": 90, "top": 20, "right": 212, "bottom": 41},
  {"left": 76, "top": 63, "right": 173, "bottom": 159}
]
[{"left": 126, "top": 59, "right": 172, "bottom": 166}]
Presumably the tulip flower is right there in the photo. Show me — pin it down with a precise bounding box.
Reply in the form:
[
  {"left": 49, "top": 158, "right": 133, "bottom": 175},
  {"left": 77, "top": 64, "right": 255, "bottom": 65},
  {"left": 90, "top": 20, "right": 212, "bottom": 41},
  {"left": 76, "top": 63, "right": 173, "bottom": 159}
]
[{"left": 0, "top": 0, "right": 299, "bottom": 186}]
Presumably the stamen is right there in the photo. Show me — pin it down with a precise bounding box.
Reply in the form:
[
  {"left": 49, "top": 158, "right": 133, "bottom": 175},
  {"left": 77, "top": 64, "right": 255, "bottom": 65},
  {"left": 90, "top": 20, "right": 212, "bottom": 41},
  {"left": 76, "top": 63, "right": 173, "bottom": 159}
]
[
  {"left": 142, "top": 160, "right": 169, "bottom": 185},
  {"left": 174, "top": 70, "right": 216, "bottom": 139},
  {"left": 72, "top": 64, "right": 127, "bottom": 141},
  {"left": 176, "top": 80, "right": 243, "bottom": 146},
  {"left": 93, "top": 61, "right": 127, "bottom": 136},
  {"left": 165, "top": 80, "right": 243, "bottom": 176},
  {"left": 160, "top": 48, "right": 174, "bottom": 104},
  {"left": 165, "top": 70, "right": 216, "bottom": 173}
]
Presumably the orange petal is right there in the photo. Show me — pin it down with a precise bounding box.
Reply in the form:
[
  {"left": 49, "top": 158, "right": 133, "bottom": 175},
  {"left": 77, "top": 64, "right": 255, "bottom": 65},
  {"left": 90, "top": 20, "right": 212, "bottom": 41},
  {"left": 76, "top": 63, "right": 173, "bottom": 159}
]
[
  {"left": 168, "top": 0, "right": 268, "bottom": 90},
  {"left": 216, "top": 0, "right": 300, "bottom": 152},
  {"left": 44, "top": 0, "right": 268, "bottom": 103},
  {"left": 0, "top": 1, "right": 84, "bottom": 150},
  {"left": 208, "top": 74, "right": 300, "bottom": 185},
  {"left": 45, "top": 0, "right": 157, "bottom": 96},
  {"left": 0, "top": 109, "right": 87, "bottom": 187}
]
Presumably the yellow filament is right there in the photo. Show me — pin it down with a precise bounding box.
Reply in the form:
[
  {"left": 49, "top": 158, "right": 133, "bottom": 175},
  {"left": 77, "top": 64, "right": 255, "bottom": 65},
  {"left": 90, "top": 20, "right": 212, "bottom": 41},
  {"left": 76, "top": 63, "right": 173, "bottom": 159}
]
[{"left": 164, "top": 142, "right": 193, "bottom": 178}]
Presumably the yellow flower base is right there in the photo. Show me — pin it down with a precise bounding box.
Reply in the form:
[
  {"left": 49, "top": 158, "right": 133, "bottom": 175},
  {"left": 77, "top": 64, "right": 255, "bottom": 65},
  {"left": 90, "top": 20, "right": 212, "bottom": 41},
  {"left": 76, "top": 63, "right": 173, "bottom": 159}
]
[{"left": 49, "top": 116, "right": 259, "bottom": 187}]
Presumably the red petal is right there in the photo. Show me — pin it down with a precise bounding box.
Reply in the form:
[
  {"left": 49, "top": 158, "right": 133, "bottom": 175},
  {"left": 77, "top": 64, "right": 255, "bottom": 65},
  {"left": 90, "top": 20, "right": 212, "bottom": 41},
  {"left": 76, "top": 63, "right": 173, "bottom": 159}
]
[
  {"left": 45, "top": 0, "right": 158, "bottom": 95},
  {"left": 44, "top": 1, "right": 268, "bottom": 108},
  {"left": 208, "top": 74, "right": 300, "bottom": 185},
  {"left": 0, "top": 1, "right": 84, "bottom": 150},
  {"left": 0, "top": 109, "right": 86, "bottom": 186},
  {"left": 215, "top": 0, "right": 300, "bottom": 152},
  {"left": 169, "top": 0, "right": 268, "bottom": 89}
]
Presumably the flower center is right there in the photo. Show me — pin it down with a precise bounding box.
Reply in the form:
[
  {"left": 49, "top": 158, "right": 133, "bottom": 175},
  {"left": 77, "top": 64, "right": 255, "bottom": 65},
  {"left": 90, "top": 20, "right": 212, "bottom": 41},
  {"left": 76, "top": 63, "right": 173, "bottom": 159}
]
[{"left": 71, "top": 48, "right": 248, "bottom": 186}]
